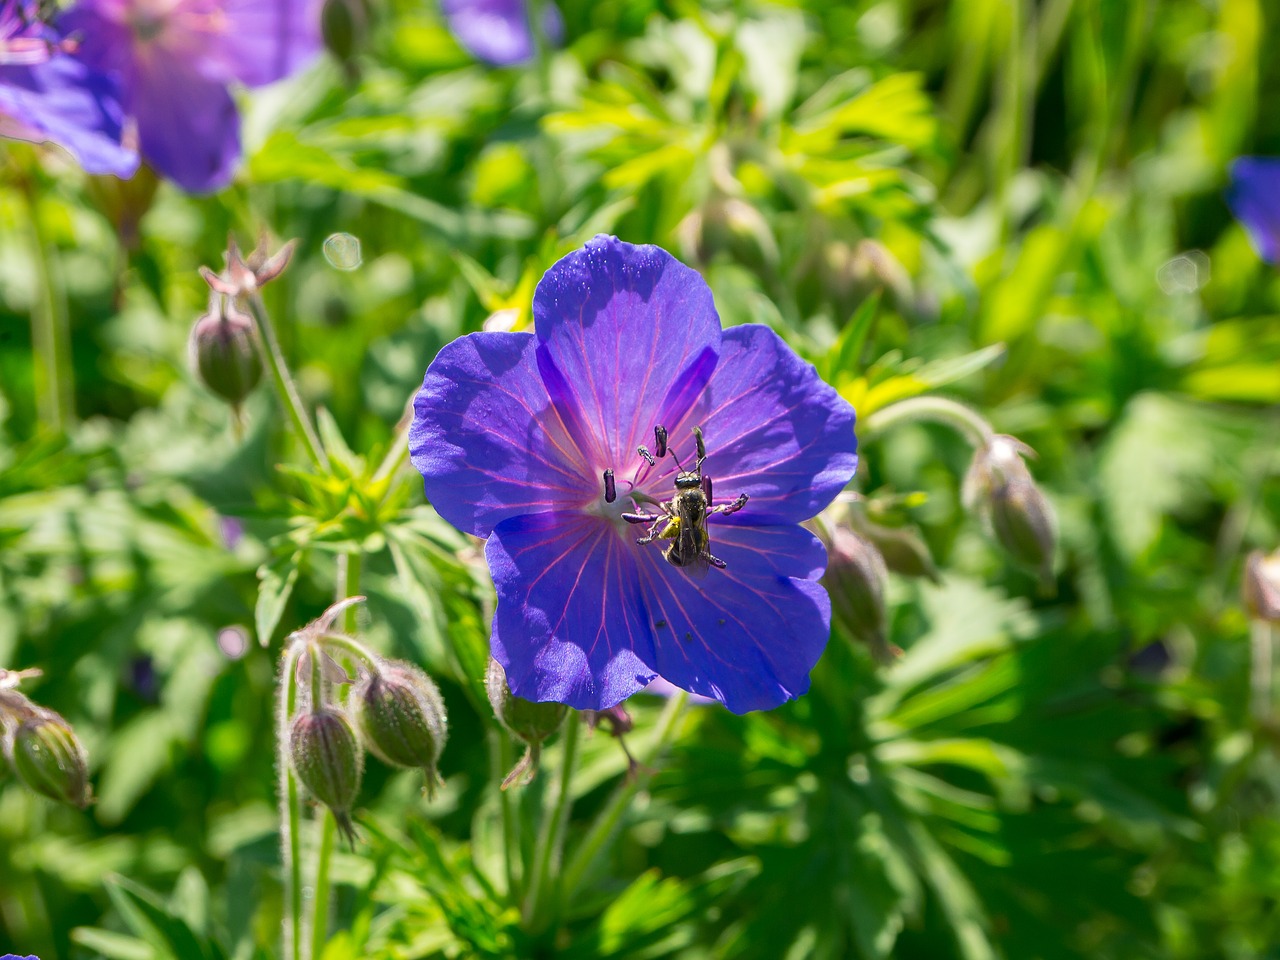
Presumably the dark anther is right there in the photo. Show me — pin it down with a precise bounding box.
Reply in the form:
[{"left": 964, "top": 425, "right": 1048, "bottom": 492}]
[
  {"left": 653, "top": 425, "right": 668, "bottom": 459},
  {"left": 603, "top": 469, "right": 617, "bottom": 503},
  {"left": 702, "top": 474, "right": 713, "bottom": 502}
]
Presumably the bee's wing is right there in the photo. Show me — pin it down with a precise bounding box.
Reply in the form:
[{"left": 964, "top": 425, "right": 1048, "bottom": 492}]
[{"left": 677, "top": 515, "right": 711, "bottom": 579}]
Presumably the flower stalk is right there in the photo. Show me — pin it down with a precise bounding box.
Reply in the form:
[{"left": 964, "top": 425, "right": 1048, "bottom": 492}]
[
  {"left": 860, "top": 395, "right": 995, "bottom": 447},
  {"left": 245, "top": 292, "right": 328, "bottom": 472},
  {"left": 523, "top": 713, "right": 581, "bottom": 930}
]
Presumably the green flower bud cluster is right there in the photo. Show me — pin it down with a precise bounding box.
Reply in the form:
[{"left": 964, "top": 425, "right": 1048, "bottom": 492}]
[
  {"left": 486, "top": 658, "right": 568, "bottom": 789},
  {"left": 286, "top": 641, "right": 449, "bottom": 843},
  {"left": 963, "top": 435, "right": 1057, "bottom": 586},
  {"left": 0, "top": 672, "right": 91, "bottom": 809}
]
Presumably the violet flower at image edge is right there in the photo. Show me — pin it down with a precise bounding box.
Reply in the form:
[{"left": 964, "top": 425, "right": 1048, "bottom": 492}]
[
  {"left": 440, "top": 0, "right": 563, "bottom": 67},
  {"left": 0, "top": 0, "right": 137, "bottom": 176},
  {"left": 410, "top": 234, "right": 858, "bottom": 714},
  {"left": 58, "top": 0, "right": 323, "bottom": 193},
  {"left": 1226, "top": 156, "right": 1280, "bottom": 265}
]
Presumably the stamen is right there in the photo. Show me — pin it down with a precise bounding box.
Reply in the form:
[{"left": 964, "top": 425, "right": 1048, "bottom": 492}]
[
  {"left": 653, "top": 425, "right": 668, "bottom": 459},
  {"left": 637, "top": 446, "right": 655, "bottom": 467},
  {"left": 603, "top": 469, "right": 616, "bottom": 503}
]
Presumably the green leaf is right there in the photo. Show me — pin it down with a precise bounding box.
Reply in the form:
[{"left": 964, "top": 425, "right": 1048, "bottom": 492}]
[
  {"left": 105, "top": 874, "right": 226, "bottom": 960},
  {"left": 255, "top": 551, "right": 302, "bottom": 647}
]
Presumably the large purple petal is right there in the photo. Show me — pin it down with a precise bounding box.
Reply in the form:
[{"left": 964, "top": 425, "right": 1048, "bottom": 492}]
[
  {"left": 1227, "top": 157, "right": 1280, "bottom": 265},
  {"left": 213, "top": 0, "right": 323, "bottom": 86},
  {"left": 637, "top": 522, "right": 830, "bottom": 713},
  {"left": 0, "top": 55, "right": 138, "bottom": 176},
  {"left": 655, "top": 324, "right": 857, "bottom": 524},
  {"left": 130, "top": 51, "right": 240, "bottom": 193},
  {"left": 487, "top": 511, "right": 658, "bottom": 709},
  {"left": 411, "top": 331, "right": 596, "bottom": 539},
  {"left": 533, "top": 235, "right": 720, "bottom": 477}
]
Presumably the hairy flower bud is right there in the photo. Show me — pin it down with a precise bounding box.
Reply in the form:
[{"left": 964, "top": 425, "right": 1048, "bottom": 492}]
[
  {"left": 486, "top": 658, "right": 568, "bottom": 789},
  {"left": 486, "top": 658, "right": 567, "bottom": 745},
  {"left": 964, "top": 436, "right": 1056, "bottom": 584},
  {"left": 859, "top": 519, "right": 940, "bottom": 582},
  {"left": 289, "top": 707, "right": 363, "bottom": 842},
  {"left": 190, "top": 296, "right": 261, "bottom": 407},
  {"left": 353, "top": 661, "right": 447, "bottom": 796},
  {"left": 823, "top": 527, "right": 893, "bottom": 662},
  {"left": 1244, "top": 550, "right": 1280, "bottom": 623},
  {"left": 7, "top": 711, "right": 90, "bottom": 809}
]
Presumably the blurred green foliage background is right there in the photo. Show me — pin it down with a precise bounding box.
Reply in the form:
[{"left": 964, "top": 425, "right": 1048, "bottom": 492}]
[{"left": 3, "top": 0, "right": 1280, "bottom": 957}]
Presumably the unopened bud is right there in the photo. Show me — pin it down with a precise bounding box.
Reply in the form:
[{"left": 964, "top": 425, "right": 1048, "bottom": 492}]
[
  {"left": 1244, "top": 550, "right": 1280, "bottom": 623},
  {"left": 989, "top": 479, "right": 1055, "bottom": 578},
  {"left": 964, "top": 436, "right": 1056, "bottom": 584},
  {"left": 859, "top": 520, "right": 940, "bottom": 582},
  {"left": 7, "top": 711, "right": 90, "bottom": 808},
  {"left": 486, "top": 658, "right": 568, "bottom": 789},
  {"left": 824, "top": 527, "right": 892, "bottom": 662},
  {"left": 290, "top": 707, "right": 363, "bottom": 842},
  {"left": 322, "top": 0, "right": 367, "bottom": 81},
  {"left": 354, "top": 661, "right": 447, "bottom": 797},
  {"left": 190, "top": 297, "right": 261, "bottom": 407}
]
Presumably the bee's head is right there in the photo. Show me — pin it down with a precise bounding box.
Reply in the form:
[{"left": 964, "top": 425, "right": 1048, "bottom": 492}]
[{"left": 674, "top": 471, "right": 701, "bottom": 489}]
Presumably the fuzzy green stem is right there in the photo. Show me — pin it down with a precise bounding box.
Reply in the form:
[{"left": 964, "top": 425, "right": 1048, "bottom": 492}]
[
  {"left": 245, "top": 293, "right": 328, "bottom": 471},
  {"left": 22, "top": 184, "right": 74, "bottom": 432},
  {"left": 1251, "top": 619, "right": 1274, "bottom": 723},
  {"left": 278, "top": 643, "right": 306, "bottom": 960},
  {"left": 558, "top": 692, "right": 689, "bottom": 910},
  {"left": 860, "top": 396, "right": 996, "bottom": 447},
  {"left": 494, "top": 730, "right": 521, "bottom": 899},
  {"left": 523, "top": 715, "right": 581, "bottom": 930},
  {"left": 309, "top": 550, "right": 362, "bottom": 958},
  {"left": 310, "top": 809, "right": 337, "bottom": 960}
]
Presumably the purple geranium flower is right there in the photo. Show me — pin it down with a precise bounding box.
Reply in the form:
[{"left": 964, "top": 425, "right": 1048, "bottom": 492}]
[
  {"left": 61, "top": 0, "right": 322, "bottom": 193},
  {"left": 410, "top": 235, "right": 858, "bottom": 713},
  {"left": 1226, "top": 157, "right": 1280, "bottom": 265},
  {"left": 440, "top": 0, "right": 562, "bottom": 67},
  {"left": 0, "top": 0, "right": 137, "bottom": 175}
]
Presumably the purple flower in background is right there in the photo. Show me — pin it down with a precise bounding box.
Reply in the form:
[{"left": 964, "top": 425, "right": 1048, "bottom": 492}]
[
  {"left": 440, "top": 0, "right": 562, "bottom": 66},
  {"left": 0, "top": 0, "right": 137, "bottom": 174},
  {"left": 1226, "top": 157, "right": 1280, "bottom": 265},
  {"left": 411, "top": 235, "right": 858, "bottom": 713},
  {"left": 61, "top": 0, "right": 323, "bottom": 193}
]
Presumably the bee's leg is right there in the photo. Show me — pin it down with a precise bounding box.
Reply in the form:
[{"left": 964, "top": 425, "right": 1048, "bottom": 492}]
[
  {"left": 635, "top": 516, "right": 673, "bottom": 545},
  {"left": 704, "top": 551, "right": 727, "bottom": 570},
  {"left": 709, "top": 493, "right": 749, "bottom": 517}
]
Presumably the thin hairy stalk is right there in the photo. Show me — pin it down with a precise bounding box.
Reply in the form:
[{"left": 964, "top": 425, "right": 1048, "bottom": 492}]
[
  {"left": 245, "top": 292, "right": 328, "bottom": 471},
  {"left": 523, "top": 715, "right": 582, "bottom": 929},
  {"left": 493, "top": 730, "right": 522, "bottom": 898},
  {"left": 278, "top": 644, "right": 306, "bottom": 960},
  {"left": 310, "top": 550, "right": 362, "bottom": 959},
  {"left": 22, "top": 184, "right": 73, "bottom": 431},
  {"left": 1251, "top": 620, "right": 1274, "bottom": 723},
  {"left": 558, "top": 692, "right": 689, "bottom": 910},
  {"left": 860, "top": 396, "right": 996, "bottom": 447}
]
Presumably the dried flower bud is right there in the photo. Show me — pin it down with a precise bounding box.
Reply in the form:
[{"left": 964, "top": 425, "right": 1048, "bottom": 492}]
[
  {"left": 354, "top": 661, "right": 447, "bottom": 797},
  {"left": 6, "top": 711, "right": 90, "bottom": 808},
  {"left": 200, "top": 235, "right": 297, "bottom": 298},
  {"left": 190, "top": 296, "right": 261, "bottom": 407},
  {"left": 964, "top": 436, "right": 1056, "bottom": 584},
  {"left": 823, "top": 527, "right": 893, "bottom": 662},
  {"left": 486, "top": 658, "right": 568, "bottom": 789},
  {"left": 1244, "top": 550, "right": 1280, "bottom": 623},
  {"left": 290, "top": 707, "right": 363, "bottom": 843}
]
